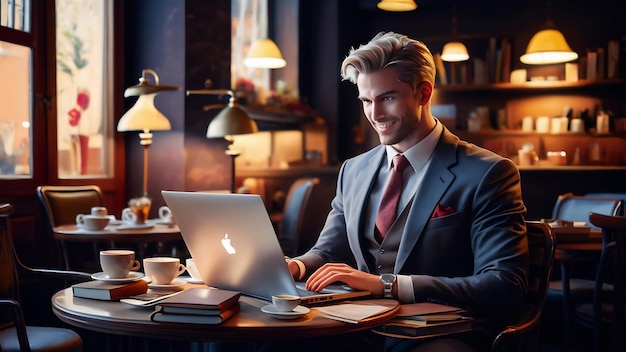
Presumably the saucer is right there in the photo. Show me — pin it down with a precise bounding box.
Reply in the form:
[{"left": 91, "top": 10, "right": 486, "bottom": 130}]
[
  {"left": 147, "top": 278, "right": 186, "bottom": 290},
  {"left": 115, "top": 223, "right": 154, "bottom": 231},
  {"left": 91, "top": 271, "right": 145, "bottom": 283},
  {"left": 261, "top": 305, "right": 310, "bottom": 319},
  {"left": 181, "top": 276, "right": 204, "bottom": 284}
]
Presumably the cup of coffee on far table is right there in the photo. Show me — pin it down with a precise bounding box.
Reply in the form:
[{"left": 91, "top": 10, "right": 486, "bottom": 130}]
[
  {"left": 76, "top": 214, "right": 110, "bottom": 231},
  {"left": 272, "top": 294, "right": 301, "bottom": 312},
  {"left": 143, "top": 257, "right": 186, "bottom": 285},
  {"left": 99, "top": 250, "right": 141, "bottom": 279},
  {"left": 159, "top": 206, "right": 174, "bottom": 223}
]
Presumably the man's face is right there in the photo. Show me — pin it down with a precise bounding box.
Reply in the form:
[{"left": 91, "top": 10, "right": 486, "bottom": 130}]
[{"left": 356, "top": 67, "right": 422, "bottom": 151}]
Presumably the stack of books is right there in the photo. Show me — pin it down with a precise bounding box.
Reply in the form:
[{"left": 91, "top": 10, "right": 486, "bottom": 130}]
[
  {"left": 372, "top": 302, "right": 474, "bottom": 338},
  {"left": 150, "top": 288, "right": 241, "bottom": 324}
]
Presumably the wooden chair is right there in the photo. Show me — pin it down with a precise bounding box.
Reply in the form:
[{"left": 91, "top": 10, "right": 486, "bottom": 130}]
[
  {"left": 1, "top": 202, "right": 90, "bottom": 352},
  {"left": 492, "top": 221, "right": 555, "bottom": 352},
  {"left": 546, "top": 193, "right": 623, "bottom": 345},
  {"left": 36, "top": 185, "right": 104, "bottom": 270},
  {"left": 276, "top": 177, "right": 319, "bottom": 257},
  {"left": 575, "top": 212, "right": 626, "bottom": 351}
]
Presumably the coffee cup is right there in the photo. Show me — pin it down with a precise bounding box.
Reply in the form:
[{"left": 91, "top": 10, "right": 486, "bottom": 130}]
[
  {"left": 122, "top": 197, "right": 151, "bottom": 225},
  {"left": 272, "top": 294, "right": 301, "bottom": 312},
  {"left": 91, "top": 206, "right": 108, "bottom": 216},
  {"left": 99, "top": 250, "right": 141, "bottom": 279},
  {"left": 185, "top": 258, "right": 202, "bottom": 281},
  {"left": 159, "top": 206, "right": 174, "bottom": 223},
  {"left": 143, "top": 257, "right": 186, "bottom": 285},
  {"left": 76, "top": 214, "right": 110, "bottom": 231}
]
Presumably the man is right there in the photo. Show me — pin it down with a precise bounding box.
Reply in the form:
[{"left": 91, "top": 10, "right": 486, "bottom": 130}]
[{"left": 283, "top": 32, "right": 529, "bottom": 351}]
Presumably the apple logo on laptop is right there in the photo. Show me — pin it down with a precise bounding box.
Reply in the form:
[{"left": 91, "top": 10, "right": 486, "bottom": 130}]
[{"left": 221, "top": 234, "right": 236, "bottom": 254}]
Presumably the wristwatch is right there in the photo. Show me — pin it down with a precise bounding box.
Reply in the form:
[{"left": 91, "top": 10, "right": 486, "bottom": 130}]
[{"left": 379, "top": 274, "right": 396, "bottom": 298}]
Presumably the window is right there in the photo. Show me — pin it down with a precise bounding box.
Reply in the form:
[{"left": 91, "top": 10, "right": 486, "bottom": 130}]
[
  {"left": 1, "top": 0, "right": 32, "bottom": 178},
  {"left": 55, "top": 0, "right": 113, "bottom": 178}
]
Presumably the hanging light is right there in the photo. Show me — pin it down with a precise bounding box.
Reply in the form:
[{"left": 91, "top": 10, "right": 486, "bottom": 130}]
[
  {"left": 441, "top": 42, "right": 469, "bottom": 62},
  {"left": 520, "top": 26, "right": 578, "bottom": 65},
  {"left": 244, "top": 38, "right": 286, "bottom": 69},
  {"left": 377, "top": 0, "right": 417, "bottom": 12},
  {"left": 441, "top": 15, "right": 469, "bottom": 62}
]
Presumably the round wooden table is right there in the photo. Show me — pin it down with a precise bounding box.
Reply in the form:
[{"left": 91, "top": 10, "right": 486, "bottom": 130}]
[{"left": 51, "top": 286, "right": 399, "bottom": 342}]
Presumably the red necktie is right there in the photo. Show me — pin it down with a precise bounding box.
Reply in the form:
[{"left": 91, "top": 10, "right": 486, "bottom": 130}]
[{"left": 376, "top": 155, "right": 409, "bottom": 240}]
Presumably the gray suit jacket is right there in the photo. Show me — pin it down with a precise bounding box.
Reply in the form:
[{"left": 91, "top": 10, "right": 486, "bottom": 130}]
[{"left": 297, "top": 126, "right": 529, "bottom": 323}]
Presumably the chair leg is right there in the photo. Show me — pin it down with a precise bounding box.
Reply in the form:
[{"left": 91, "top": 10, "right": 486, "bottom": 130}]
[{"left": 560, "top": 261, "right": 573, "bottom": 346}]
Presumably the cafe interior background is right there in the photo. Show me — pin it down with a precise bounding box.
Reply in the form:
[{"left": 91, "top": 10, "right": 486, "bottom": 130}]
[{"left": 1, "top": 0, "right": 626, "bottom": 331}]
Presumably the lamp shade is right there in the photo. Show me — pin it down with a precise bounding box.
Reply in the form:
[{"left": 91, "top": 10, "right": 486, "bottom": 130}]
[
  {"left": 244, "top": 38, "right": 286, "bottom": 69},
  {"left": 206, "top": 97, "right": 258, "bottom": 138},
  {"left": 117, "top": 94, "right": 171, "bottom": 132},
  {"left": 520, "top": 29, "right": 578, "bottom": 65},
  {"left": 441, "top": 42, "right": 470, "bottom": 62},
  {"left": 377, "top": 0, "right": 417, "bottom": 12}
]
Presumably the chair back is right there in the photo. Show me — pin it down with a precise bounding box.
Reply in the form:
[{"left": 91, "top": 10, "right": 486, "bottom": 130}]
[
  {"left": 584, "top": 212, "right": 626, "bottom": 351},
  {"left": 36, "top": 185, "right": 104, "bottom": 227},
  {"left": 0, "top": 203, "right": 19, "bottom": 329},
  {"left": 552, "top": 193, "right": 623, "bottom": 229},
  {"left": 492, "top": 221, "right": 556, "bottom": 352},
  {"left": 279, "top": 177, "right": 319, "bottom": 257}
]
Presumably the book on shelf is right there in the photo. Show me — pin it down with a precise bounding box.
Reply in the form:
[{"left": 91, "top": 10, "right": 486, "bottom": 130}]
[
  {"left": 150, "top": 302, "right": 240, "bottom": 325},
  {"left": 72, "top": 279, "right": 148, "bottom": 301},
  {"left": 154, "top": 287, "right": 241, "bottom": 315}
]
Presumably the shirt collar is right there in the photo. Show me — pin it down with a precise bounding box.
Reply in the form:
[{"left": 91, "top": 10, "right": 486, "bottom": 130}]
[{"left": 384, "top": 118, "right": 443, "bottom": 172}]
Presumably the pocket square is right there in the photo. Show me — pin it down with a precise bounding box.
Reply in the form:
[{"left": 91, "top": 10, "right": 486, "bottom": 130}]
[{"left": 431, "top": 204, "right": 455, "bottom": 219}]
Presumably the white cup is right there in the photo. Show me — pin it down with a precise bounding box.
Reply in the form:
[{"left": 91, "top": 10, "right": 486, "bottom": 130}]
[
  {"left": 521, "top": 116, "right": 534, "bottom": 132},
  {"left": 76, "top": 214, "right": 110, "bottom": 231},
  {"left": 122, "top": 207, "right": 146, "bottom": 225},
  {"left": 99, "top": 250, "right": 141, "bottom": 279},
  {"left": 143, "top": 257, "right": 186, "bottom": 285},
  {"left": 91, "top": 206, "right": 108, "bottom": 216},
  {"left": 570, "top": 118, "right": 584, "bottom": 133},
  {"left": 185, "top": 258, "right": 202, "bottom": 281},
  {"left": 536, "top": 116, "right": 550, "bottom": 133},
  {"left": 159, "top": 206, "right": 174, "bottom": 222},
  {"left": 272, "top": 294, "right": 301, "bottom": 312}
]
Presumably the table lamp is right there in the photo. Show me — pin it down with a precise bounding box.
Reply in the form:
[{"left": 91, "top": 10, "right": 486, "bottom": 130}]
[
  {"left": 186, "top": 89, "right": 258, "bottom": 193},
  {"left": 117, "top": 69, "right": 179, "bottom": 199}
]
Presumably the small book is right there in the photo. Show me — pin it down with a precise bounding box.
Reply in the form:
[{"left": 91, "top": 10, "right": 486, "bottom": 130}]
[
  {"left": 150, "top": 302, "right": 240, "bottom": 325},
  {"left": 373, "top": 316, "right": 474, "bottom": 339},
  {"left": 155, "top": 287, "right": 241, "bottom": 314},
  {"left": 72, "top": 279, "right": 148, "bottom": 301}
]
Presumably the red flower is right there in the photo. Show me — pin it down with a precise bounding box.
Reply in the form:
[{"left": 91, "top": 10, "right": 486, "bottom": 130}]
[
  {"left": 76, "top": 90, "right": 90, "bottom": 110},
  {"left": 68, "top": 108, "right": 81, "bottom": 126}
]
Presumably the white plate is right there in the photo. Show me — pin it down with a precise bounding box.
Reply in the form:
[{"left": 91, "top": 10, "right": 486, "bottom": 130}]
[
  {"left": 147, "top": 278, "right": 186, "bottom": 290},
  {"left": 261, "top": 304, "right": 310, "bottom": 319},
  {"left": 91, "top": 271, "right": 145, "bottom": 283}
]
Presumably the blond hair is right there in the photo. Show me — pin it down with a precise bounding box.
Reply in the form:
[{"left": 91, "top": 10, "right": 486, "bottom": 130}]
[{"left": 340, "top": 32, "right": 435, "bottom": 91}]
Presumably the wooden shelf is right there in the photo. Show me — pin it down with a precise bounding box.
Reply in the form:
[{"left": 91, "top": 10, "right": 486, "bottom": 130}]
[{"left": 436, "top": 79, "right": 624, "bottom": 93}]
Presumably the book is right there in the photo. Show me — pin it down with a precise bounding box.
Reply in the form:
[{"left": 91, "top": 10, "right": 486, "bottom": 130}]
[
  {"left": 150, "top": 302, "right": 240, "bottom": 324},
  {"left": 373, "top": 316, "right": 474, "bottom": 339},
  {"left": 313, "top": 300, "right": 398, "bottom": 324},
  {"left": 155, "top": 287, "right": 241, "bottom": 314},
  {"left": 72, "top": 279, "right": 148, "bottom": 301}
]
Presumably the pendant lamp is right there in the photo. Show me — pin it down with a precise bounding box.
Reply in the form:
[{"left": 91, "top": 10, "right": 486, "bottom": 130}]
[
  {"left": 377, "top": 0, "right": 417, "bottom": 12},
  {"left": 520, "top": 25, "right": 578, "bottom": 65},
  {"left": 244, "top": 38, "right": 286, "bottom": 69},
  {"left": 441, "top": 16, "right": 469, "bottom": 62}
]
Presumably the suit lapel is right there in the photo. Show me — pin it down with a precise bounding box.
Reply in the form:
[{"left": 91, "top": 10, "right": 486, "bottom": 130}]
[{"left": 395, "top": 131, "right": 459, "bottom": 272}]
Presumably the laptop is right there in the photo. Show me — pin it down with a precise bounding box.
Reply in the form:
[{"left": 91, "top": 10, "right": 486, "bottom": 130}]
[{"left": 161, "top": 190, "right": 371, "bottom": 305}]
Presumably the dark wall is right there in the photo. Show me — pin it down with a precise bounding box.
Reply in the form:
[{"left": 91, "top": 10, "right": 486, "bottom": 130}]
[
  {"left": 123, "top": 0, "right": 186, "bottom": 215},
  {"left": 299, "top": 0, "right": 626, "bottom": 161}
]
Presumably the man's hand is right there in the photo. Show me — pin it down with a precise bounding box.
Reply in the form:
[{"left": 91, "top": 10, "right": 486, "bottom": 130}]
[
  {"left": 305, "top": 263, "right": 384, "bottom": 296},
  {"left": 286, "top": 258, "right": 300, "bottom": 279}
]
